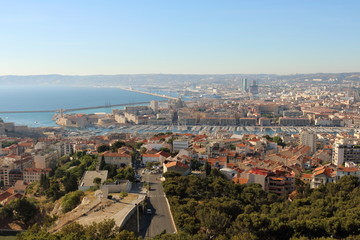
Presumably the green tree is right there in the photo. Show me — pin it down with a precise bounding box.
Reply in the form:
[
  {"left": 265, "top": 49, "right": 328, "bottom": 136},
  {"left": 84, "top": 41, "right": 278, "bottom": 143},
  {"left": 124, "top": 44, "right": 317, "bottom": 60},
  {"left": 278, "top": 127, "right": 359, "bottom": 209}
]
[
  {"left": 110, "top": 141, "right": 125, "bottom": 152},
  {"left": 8, "top": 197, "right": 39, "bottom": 224},
  {"left": 93, "top": 177, "right": 102, "bottom": 186},
  {"left": 62, "top": 190, "right": 84, "bottom": 213},
  {"left": 63, "top": 172, "right": 79, "bottom": 193},
  {"left": 97, "top": 144, "right": 110, "bottom": 153},
  {"left": 99, "top": 155, "right": 106, "bottom": 170},
  {"left": 40, "top": 174, "right": 50, "bottom": 190}
]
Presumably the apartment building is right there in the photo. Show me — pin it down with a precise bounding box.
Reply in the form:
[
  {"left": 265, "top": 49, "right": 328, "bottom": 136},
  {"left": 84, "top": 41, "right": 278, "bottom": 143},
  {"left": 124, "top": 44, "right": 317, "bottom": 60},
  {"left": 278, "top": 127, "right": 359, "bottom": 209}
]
[{"left": 332, "top": 144, "right": 360, "bottom": 166}]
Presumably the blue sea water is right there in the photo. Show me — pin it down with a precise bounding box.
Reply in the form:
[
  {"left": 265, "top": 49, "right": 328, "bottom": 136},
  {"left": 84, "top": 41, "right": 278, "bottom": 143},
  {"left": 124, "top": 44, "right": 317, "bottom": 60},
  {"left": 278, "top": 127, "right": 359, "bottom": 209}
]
[{"left": 0, "top": 85, "right": 167, "bottom": 127}]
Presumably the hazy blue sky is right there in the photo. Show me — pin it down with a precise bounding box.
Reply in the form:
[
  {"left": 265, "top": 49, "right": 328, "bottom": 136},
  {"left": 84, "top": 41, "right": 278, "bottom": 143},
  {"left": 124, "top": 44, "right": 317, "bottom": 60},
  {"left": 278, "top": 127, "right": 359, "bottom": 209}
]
[{"left": 1, "top": 0, "right": 359, "bottom": 75}]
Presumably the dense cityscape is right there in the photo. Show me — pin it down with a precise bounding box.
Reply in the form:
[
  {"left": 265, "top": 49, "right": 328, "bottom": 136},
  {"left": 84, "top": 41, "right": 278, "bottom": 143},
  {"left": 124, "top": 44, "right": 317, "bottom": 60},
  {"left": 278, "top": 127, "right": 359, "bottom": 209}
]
[
  {"left": 0, "top": 74, "right": 360, "bottom": 239},
  {"left": 1, "top": 0, "right": 360, "bottom": 239}
]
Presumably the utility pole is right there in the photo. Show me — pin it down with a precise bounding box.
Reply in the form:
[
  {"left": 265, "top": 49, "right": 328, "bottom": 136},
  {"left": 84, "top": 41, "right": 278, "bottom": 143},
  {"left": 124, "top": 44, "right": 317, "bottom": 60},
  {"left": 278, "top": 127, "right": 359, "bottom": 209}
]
[{"left": 136, "top": 203, "right": 140, "bottom": 233}]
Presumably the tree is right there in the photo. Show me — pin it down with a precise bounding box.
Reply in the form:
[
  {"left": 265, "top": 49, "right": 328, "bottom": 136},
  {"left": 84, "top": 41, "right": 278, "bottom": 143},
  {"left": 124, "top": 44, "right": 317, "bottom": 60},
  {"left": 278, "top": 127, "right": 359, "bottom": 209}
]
[
  {"left": 99, "top": 155, "right": 106, "bottom": 170},
  {"left": 97, "top": 144, "right": 110, "bottom": 153},
  {"left": 40, "top": 174, "right": 50, "bottom": 190},
  {"left": 113, "top": 230, "right": 140, "bottom": 240},
  {"left": 273, "top": 136, "right": 286, "bottom": 147},
  {"left": 110, "top": 141, "right": 125, "bottom": 152},
  {"left": 63, "top": 172, "right": 79, "bottom": 193},
  {"left": 134, "top": 142, "right": 143, "bottom": 149},
  {"left": 8, "top": 197, "right": 39, "bottom": 224},
  {"left": 204, "top": 161, "right": 211, "bottom": 176},
  {"left": 62, "top": 190, "right": 84, "bottom": 213},
  {"left": 115, "top": 167, "right": 135, "bottom": 181},
  {"left": 119, "top": 191, "right": 128, "bottom": 198},
  {"left": 190, "top": 159, "right": 203, "bottom": 170},
  {"left": 93, "top": 177, "right": 102, "bottom": 186},
  {"left": 197, "top": 208, "right": 231, "bottom": 237},
  {"left": 45, "top": 181, "right": 63, "bottom": 201}
]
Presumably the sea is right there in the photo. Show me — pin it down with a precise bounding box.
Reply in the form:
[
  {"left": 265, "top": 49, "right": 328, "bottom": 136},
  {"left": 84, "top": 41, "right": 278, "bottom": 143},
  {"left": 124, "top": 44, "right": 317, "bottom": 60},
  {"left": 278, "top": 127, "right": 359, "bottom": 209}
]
[{"left": 0, "top": 85, "right": 168, "bottom": 127}]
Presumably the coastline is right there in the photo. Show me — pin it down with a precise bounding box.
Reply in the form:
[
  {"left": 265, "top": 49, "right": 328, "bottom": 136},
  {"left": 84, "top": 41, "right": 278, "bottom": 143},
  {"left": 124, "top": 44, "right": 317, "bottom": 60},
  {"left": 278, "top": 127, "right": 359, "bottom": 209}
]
[{"left": 0, "top": 86, "right": 172, "bottom": 127}]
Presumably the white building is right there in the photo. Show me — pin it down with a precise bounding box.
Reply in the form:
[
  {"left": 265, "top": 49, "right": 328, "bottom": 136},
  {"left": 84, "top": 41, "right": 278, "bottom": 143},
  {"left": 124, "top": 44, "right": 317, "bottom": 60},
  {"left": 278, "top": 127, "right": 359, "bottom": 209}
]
[
  {"left": 333, "top": 144, "right": 360, "bottom": 166},
  {"left": 172, "top": 139, "right": 189, "bottom": 151},
  {"left": 300, "top": 129, "right": 316, "bottom": 153}
]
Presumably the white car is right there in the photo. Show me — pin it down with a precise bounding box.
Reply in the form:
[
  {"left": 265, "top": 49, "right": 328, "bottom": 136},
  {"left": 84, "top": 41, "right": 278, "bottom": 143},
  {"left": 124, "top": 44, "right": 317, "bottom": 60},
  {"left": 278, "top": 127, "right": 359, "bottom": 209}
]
[{"left": 146, "top": 208, "right": 152, "bottom": 214}]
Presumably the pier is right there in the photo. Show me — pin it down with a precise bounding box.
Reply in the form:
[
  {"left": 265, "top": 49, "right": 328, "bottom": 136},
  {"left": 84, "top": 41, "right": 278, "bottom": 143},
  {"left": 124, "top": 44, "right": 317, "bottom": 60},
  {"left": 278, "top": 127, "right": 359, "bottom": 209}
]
[
  {"left": 0, "top": 101, "right": 151, "bottom": 114},
  {"left": 117, "top": 87, "right": 178, "bottom": 100}
]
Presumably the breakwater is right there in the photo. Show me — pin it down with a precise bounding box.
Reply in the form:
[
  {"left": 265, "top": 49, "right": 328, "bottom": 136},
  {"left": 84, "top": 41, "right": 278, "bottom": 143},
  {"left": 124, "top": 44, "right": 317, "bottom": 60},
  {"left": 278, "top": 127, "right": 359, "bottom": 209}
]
[{"left": 0, "top": 101, "right": 151, "bottom": 114}]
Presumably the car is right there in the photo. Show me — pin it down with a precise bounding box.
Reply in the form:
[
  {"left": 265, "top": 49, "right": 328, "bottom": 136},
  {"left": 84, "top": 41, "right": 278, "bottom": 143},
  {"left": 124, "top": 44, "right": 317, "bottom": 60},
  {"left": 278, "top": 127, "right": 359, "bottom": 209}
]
[{"left": 146, "top": 208, "right": 152, "bottom": 214}]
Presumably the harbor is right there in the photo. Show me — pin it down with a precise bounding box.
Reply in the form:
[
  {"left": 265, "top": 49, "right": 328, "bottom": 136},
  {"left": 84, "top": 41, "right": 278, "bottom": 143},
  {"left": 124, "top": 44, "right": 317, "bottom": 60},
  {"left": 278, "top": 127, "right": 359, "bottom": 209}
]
[{"left": 64, "top": 125, "right": 356, "bottom": 138}]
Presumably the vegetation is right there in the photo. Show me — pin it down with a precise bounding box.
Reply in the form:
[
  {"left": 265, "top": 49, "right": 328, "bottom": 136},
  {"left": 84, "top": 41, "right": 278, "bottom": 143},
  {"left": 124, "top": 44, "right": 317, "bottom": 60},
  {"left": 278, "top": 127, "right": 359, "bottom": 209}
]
[
  {"left": 17, "top": 219, "right": 141, "bottom": 240},
  {"left": 97, "top": 144, "right": 110, "bottom": 153},
  {"left": 162, "top": 172, "right": 360, "bottom": 239},
  {"left": 110, "top": 141, "right": 126, "bottom": 152},
  {"left": 264, "top": 135, "right": 286, "bottom": 147},
  {"left": 0, "top": 197, "right": 39, "bottom": 225},
  {"left": 114, "top": 166, "right": 135, "bottom": 181},
  {"left": 1, "top": 141, "right": 18, "bottom": 148},
  {"left": 61, "top": 190, "right": 84, "bottom": 213},
  {"left": 146, "top": 161, "right": 160, "bottom": 169}
]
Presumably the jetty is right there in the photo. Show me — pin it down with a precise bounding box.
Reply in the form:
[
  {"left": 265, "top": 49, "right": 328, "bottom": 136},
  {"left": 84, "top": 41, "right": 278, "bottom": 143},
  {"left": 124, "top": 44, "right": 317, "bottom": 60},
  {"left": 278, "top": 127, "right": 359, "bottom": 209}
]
[
  {"left": 117, "top": 87, "right": 178, "bottom": 100},
  {"left": 0, "top": 101, "right": 151, "bottom": 114}
]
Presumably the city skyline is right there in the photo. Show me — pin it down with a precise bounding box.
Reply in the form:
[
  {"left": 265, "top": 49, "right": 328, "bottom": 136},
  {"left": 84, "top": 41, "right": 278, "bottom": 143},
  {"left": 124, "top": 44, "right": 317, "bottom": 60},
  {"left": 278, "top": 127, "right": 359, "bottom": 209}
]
[{"left": 1, "top": 0, "right": 359, "bottom": 75}]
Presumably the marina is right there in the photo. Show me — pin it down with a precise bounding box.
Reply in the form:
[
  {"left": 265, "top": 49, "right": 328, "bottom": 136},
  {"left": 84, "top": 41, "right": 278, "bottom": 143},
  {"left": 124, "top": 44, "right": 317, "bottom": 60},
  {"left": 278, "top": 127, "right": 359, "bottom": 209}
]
[{"left": 63, "top": 125, "right": 356, "bottom": 138}]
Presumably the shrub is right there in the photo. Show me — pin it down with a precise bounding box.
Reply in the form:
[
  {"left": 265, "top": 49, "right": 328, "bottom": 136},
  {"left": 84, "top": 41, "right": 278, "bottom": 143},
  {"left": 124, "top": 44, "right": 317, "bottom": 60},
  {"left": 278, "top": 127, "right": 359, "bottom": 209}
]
[{"left": 61, "top": 190, "right": 84, "bottom": 213}]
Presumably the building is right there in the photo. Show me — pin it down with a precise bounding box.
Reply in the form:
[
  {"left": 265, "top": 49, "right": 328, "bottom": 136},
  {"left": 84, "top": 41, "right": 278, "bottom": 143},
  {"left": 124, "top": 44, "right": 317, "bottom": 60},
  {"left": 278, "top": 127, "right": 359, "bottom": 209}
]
[
  {"left": 259, "top": 117, "right": 271, "bottom": 126},
  {"left": 172, "top": 139, "right": 190, "bottom": 151},
  {"left": 23, "top": 168, "right": 52, "bottom": 183},
  {"left": 279, "top": 117, "right": 311, "bottom": 126},
  {"left": 335, "top": 167, "right": 360, "bottom": 180},
  {"left": 142, "top": 151, "right": 171, "bottom": 164},
  {"left": 300, "top": 129, "right": 317, "bottom": 153},
  {"left": 99, "top": 151, "right": 132, "bottom": 168},
  {"left": 240, "top": 78, "right": 248, "bottom": 92},
  {"left": 150, "top": 100, "right": 159, "bottom": 112},
  {"left": 239, "top": 118, "right": 257, "bottom": 126},
  {"left": 237, "top": 168, "right": 295, "bottom": 196},
  {"left": 34, "top": 151, "right": 59, "bottom": 169},
  {"left": 9, "top": 169, "right": 23, "bottom": 186},
  {"left": 283, "top": 110, "right": 302, "bottom": 118},
  {"left": 0, "top": 166, "right": 11, "bottom": 186},
  {"left": 78, "top": 170, "right": 108, "bottom": 191},
  {"left": 249, "top": 80, "right": 259, "bottom": 95},
  {"left": 333, "top": 144, "right": 360, "bottom": 166},
  {"left": 163, "top": 161, "right": 190, "bottom": 176}
]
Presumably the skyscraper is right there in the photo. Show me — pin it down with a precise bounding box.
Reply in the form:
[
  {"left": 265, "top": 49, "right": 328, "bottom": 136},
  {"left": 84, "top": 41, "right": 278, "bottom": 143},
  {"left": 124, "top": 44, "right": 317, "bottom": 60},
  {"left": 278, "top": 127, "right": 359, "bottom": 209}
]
[
  {"left": 241, "top": 79, "right": 248, "bottom": 92},
  {"left": 249, "top": 80, "right": 259, "bottom": 95}
]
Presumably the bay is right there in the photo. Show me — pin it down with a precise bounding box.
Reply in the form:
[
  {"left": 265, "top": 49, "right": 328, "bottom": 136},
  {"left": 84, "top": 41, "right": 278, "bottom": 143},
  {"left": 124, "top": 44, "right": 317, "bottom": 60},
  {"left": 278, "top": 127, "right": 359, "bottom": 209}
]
[{"left": 0, "top": 85, "right": 167, "bottom": 127}]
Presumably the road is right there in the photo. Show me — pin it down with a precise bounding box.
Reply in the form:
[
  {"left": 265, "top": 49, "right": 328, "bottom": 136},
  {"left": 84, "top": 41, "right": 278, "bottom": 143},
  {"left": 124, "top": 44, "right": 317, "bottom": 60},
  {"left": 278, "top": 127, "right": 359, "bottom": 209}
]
[{"left": 140, "top": 173, "right": 176, "bottom": 238}]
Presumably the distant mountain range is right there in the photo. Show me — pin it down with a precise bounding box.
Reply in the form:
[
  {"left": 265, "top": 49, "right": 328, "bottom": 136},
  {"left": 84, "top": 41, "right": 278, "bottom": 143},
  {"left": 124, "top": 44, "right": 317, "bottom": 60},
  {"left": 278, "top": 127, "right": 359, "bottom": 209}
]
[{"left": 0, "top": 73, "right": 359, "bottom": 87}]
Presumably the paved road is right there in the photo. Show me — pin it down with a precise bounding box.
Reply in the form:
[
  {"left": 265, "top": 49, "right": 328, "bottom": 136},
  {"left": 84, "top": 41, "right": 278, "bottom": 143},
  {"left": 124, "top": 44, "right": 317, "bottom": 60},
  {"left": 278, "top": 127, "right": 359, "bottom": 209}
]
[{"left": 140, "top": 173, "right": 176, "bottom": 239}]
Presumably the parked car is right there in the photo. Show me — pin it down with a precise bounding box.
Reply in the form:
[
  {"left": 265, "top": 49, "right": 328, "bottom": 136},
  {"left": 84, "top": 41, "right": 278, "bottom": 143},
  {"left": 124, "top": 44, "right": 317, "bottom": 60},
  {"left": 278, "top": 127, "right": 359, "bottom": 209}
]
[{"left": 146, "top": 208, "right": 152, "bottom": 214}]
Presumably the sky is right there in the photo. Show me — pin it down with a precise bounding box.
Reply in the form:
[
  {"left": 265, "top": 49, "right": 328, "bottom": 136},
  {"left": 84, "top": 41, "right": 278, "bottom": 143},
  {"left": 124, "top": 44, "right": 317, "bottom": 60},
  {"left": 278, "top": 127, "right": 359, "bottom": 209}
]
[{"left": 0, "top": 0, "right": 359, "bottom": 75}]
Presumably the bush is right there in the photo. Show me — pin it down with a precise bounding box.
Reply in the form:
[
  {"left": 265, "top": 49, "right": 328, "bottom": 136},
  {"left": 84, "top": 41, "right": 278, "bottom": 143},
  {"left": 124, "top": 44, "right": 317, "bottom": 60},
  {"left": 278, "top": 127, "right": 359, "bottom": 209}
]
[{"left": 61, "top": 190, "right": 84, "bottom": 213}]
